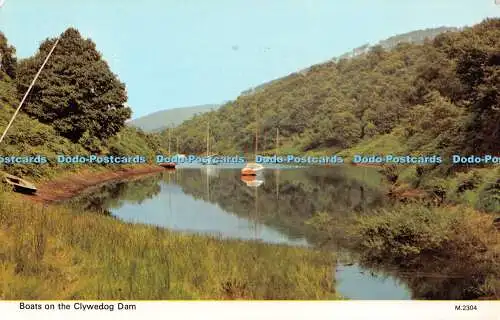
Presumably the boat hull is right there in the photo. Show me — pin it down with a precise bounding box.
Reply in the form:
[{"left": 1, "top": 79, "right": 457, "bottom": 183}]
[
  {"left": 241, "top": 168, "right": 257, "bottom": 176},
  {"left": 160, "top": 163, "right": 176, "bottom": 169},
  {"left": 3, "top": 174, "right": 37, "bottom": 195},
  {"left": 13, "top": 184, "right": 37, "bottom": 195}
]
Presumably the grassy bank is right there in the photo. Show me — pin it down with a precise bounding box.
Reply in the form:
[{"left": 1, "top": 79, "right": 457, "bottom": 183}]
[
  {"left": 347, "top": 205, "right": 499, "bottom": 299},
  {"left": 0, "top": 190, "right": 336, "bottom": 300}
]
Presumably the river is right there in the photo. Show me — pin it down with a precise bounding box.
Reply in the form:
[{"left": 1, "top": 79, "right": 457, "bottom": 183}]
[{"left": 65, "top": 165, "right": 416, "bottom": 299}]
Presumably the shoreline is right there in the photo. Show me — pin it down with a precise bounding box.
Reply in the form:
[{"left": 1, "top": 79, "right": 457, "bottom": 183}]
[{"left": 24, "top": 165, "right": 166, "bottom": 203}]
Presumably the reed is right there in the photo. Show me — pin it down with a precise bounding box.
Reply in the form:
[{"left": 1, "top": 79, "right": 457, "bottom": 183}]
[{"left": 0, "top": 191, "right": 336, "bottom": 300}]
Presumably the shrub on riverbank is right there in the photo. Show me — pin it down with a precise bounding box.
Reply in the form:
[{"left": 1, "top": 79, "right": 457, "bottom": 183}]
[
  {"left": 350, "top": 205, "right": 500, "bottom": 298},
  {"left": 0, "top": 192, "right": 336, "bottom": 300}
]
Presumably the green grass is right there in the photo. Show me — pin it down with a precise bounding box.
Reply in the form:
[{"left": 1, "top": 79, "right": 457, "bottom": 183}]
[
  {"left": 349, "top": 204, "right": 500, "bottom": 298},
  {"left": 0, "top": 190, "right": 337, "bottom": 300}
]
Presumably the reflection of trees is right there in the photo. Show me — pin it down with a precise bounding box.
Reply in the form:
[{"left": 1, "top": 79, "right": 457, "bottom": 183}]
[
  {"left": 66, "top": 174, "right": 163, "bottom": 213},
  {"left": 356, "top": 254, "right": 492, "bottom": 300},
  {"left": 174, "top": 167, "right": 494, "bottom": 300},
  {"left": 175, "top": 167, "right": 386, "bottom": 242}
]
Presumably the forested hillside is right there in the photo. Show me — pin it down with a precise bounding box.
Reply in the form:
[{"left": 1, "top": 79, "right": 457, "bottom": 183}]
[
  {"left": 239, "top": 26, "right": 459, "bottom": 97},
  {"left": 173, "top": 19, "right": 499, "bottom": 160}
]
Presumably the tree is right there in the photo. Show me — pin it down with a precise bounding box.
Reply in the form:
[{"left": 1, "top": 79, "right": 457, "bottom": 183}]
[
  {"left": 451, "top": 19, "right": 500, "bottom": 154},
  {"left": 0, "top": 32, "right": 17, "bottom": 79},
  {"left": 16, "top": 28, "right": 131, "bottom": 143}
]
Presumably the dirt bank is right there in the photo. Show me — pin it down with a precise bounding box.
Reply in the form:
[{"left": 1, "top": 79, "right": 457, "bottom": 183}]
[{"left": 25, "top": 165, "right": 166, "bottom": 203}]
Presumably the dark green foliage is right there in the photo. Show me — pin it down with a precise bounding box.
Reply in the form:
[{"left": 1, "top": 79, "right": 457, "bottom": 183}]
[
  {"left": 0, "top": 30, "right": 162, "bottom": 179},
  {"left": 476, "top": 177, "right": 500, "bottom": 212},
  {"left": 16, "top": 28, "right": 131, "bottom": 144},
  {"left": 0, "top": 31, "right": 17, "bottom": 79}
]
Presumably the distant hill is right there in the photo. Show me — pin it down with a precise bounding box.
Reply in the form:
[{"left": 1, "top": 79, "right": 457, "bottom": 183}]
[
  {"left": 240, "top": 26, "right": 459, "bottom": 96},
  {"left": 337, "top": 26, "right": 460, "bottom": 59},
  {"left": 128, "top": 104, "right": 220, "bottom": 132}
]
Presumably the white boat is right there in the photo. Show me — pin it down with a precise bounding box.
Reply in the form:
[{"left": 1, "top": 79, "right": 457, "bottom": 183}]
[
  {"left": 3, "top": 173, "right": 37, "bottom": 194},
  {"left": 243, "top": 162, "right": 264, "bottom": 172}
]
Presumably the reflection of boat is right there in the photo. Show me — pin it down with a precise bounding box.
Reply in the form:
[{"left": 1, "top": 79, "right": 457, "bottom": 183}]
[
  {"left": 202, "top": 164, "right": 220, "bottom": 177},
  {"left": 246, "top": 179, "right": 264, "bottom": 188},
  {"left": 3, "top": 173, "right": 37, "bottom": 194},
  {"left": 241, "top": 174, "right": 264, "bottom": 188}
]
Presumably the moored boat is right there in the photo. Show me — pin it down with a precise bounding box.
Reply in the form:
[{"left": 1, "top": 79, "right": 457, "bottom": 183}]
[
  {"left": 161, "top": 126, "right": 176, "bottom": 169},
  {"left": 241, "top": 162, "right": 264, "bottom": 176},
  {"left": 160, "top": 162, "right": 176, "bottom": 169}
]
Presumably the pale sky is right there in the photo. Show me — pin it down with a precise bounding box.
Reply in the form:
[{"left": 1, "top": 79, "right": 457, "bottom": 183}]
[{"left": 0, "top": 1, "right": 498, "bottom": 119}]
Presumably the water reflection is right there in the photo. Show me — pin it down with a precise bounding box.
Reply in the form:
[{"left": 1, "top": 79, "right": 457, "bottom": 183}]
[{"left": 65, "top": 167, "right": 484, "bottom": 300}]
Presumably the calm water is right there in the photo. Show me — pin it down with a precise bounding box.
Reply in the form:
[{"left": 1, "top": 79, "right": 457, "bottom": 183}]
[{"left": 67, "top": 165, "right": 414, "bottom": 299}]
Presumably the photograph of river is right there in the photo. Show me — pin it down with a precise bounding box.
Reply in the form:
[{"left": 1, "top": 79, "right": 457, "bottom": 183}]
[
  {"left": 64, "top": 165, "right": 494, "bottom": 300},
  {"left": 0, "top": 0, "right": 498, "bottom": 311}
]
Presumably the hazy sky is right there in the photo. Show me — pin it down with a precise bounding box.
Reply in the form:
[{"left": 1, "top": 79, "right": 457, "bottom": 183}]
[{"left": 0, "top": 1, "right": 498, "bottom": 119}]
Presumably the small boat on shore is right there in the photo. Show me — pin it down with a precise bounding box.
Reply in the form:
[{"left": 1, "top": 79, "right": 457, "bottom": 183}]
[{"left": 3, "top": 173, "right": 37, "bottom": 194}]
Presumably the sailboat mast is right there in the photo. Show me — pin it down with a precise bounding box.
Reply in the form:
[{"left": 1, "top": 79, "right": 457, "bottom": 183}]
[
  {"left": 206, "top": 120, "right": 210, "bottom": 157},
  {"left": 255, "top": 107, "right": 259, "bottom": 158},
  {"left": 276, "top": 128, "right": 279, "bottom": 200},
  {"left": 168, "top": 127, "right": 171, "bottom": 155},
  {"left": 276, "top": 128, "right": 279, "bottom": 155}
]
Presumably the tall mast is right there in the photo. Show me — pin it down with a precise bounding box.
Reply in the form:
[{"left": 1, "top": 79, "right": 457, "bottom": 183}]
[
  {"left": 168, "top": 127, "right": 171, "bottom": 155},
  {"left": 0, "top": 38, "right": 59, "bottom": 144},
  {"left": 276, "top": 128, "right": 280, "bottom": 200},
  {"left": 206, "top": 120, "right": 210, "bottom": 157},
  {"left": 255, "top": 106, "right": 259, "bottom": 158},
  {"left": 276, "top": 128, "right": 279, "bottom": 155}
]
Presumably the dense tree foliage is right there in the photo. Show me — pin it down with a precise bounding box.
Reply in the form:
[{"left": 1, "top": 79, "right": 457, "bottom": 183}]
[
  {"left": 171, "top": 19, "right": 499, "bottom": 159},
  {"left": 0, "top": 32, "right": 17, "bottom": 79},
  {"left": 0, "top": 31, "right": 164, "bottom": 177},
  {"left": 16, "top": 28, "right": 131, "bottom": 144}
]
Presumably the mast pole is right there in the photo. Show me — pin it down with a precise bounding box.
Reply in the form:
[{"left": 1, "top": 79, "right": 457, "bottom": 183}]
[
  {"left": 0, "top": 38, "right": 59, "bottom": 144},
  {"left": 255, "top": 106, "right": 259, "bottom": 159},
  {"left": 276, "top": 128, "right": 279, "bottom": 155},
  {"left": 206, "top": 120, "right": 210, "bottom": 157},
  {"left": 168, "top": 127, "right": 171, "bottom": 155}
]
